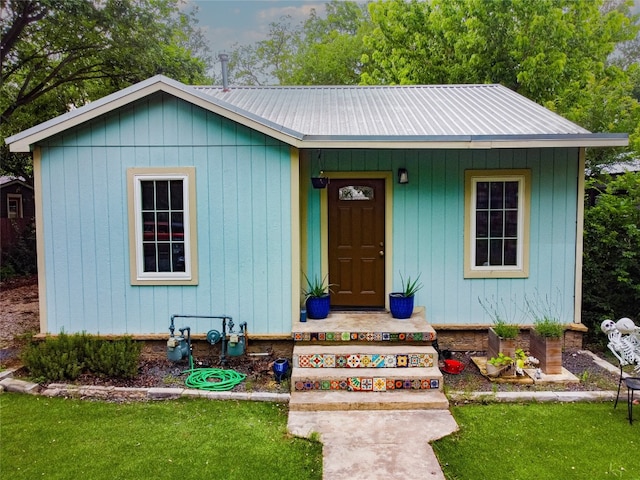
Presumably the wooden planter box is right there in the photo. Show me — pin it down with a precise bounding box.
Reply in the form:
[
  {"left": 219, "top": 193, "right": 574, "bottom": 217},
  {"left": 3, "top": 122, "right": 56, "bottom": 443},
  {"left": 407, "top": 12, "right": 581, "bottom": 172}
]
[
  {"left": 487, "top": 327, "right": 516, "bottom": 361},
  {"left": 529, "top": 329, "right": 562, "bottom": 374}
]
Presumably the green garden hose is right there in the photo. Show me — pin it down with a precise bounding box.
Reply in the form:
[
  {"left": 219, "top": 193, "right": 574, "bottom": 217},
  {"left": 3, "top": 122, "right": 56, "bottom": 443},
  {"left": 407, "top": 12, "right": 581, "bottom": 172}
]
[{"left": 182, "top": 367, "right": 247, "bottom": 391}]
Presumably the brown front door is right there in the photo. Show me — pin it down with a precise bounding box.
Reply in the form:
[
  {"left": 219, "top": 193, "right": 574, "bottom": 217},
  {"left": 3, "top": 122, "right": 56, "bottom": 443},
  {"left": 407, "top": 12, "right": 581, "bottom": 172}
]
[{"left": 328, "top": 179, "right": 385, "bottom": 308}]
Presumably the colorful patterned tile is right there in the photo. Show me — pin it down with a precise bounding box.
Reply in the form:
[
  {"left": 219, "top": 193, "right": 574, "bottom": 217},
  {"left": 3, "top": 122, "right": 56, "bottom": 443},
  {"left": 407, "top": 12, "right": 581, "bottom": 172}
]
[
  {"left": 412, "top": 332, "right": 423, "bottom": 341},
  {"left": 318, "top": 332, "right": 326, "bottom": 341},
  {"left": 382, "top": 332, "right": 391, "bottom": 341},
  {"left": 384, "top": 355, "right": 397, "bottom": 368},
  {"left": 338, "top": 379, "right": 348, "bottom": 390},
  {"left": 361, "top": 378, "right": 373, "bottom": 391},
  {"left": 295, "top": 381, "right": 305, "bottom": 391},
  {"left": 310, "top": 354, "right": 324, "bottom": 368},
  {"left": 373, "top": 377, "right": 387, "bottom": 391},
  {"left": 348, "top": 377, "right": 361, "bottom": 391},
  {"left": 341, "top": 332, "right": 351, "bottom": 341},
  {"left": 302, "top": 332, "right": 311, "bottom": 341},
  {"left": 398, "top": 333, "right": 406, "bottom": 341},
  {"left": 409, "top": 354, "right": 420, "bottom": 367},
  {"left": 366, "top": 332, "right": 374, "bottom": 341},
  {"left": 346, "top": 354, "right": 361, "bottom": 368},
  {"left": 390, "top": 333, "right": 399, "bottom": 342},
  {"left": 421, "top": 379, "right": 430, "bottom": 389},
  {"left": 430, "top": 379, "right": 440, "bottom": 389},
  {"left": 358, "top": 332, "right": 367, "bottom": 341},
  {"left": 373, "top": 332, "right": 382, "bottom": 341},
  {"left": 411, "top": 379, "right": 422, "bottom": 390},
  {"left": 293, "top": 332, "right": 303, "bottom": 341},
  {"left": 304, "top": 380, "right": 314, "bottom": 390},
  {"left": 403, "top": 379, "right": 412, "bottom": 389},
  {"left": 396, "top": 355, "right": 408, "bottom": 367},
  {"left": 325, "top": 332, "right": 335, "bottom": 341},
  {"left": 298, "top": 355, "right": 311, "bottom": 368},
  {"left": 336, "top": 355, "right": 348, "bottom": 368},
  {"left": 386, "top": 379, "right": 396, "bottom": 390},
  {"left": 360, "top": 355, "right": 372, "bottom": 367},
  {"left": 330, "top": 380, "right": 340, "bottom": 390},
  {"left": 371, "top": 354, "right": 384, "bottom": 368},
  {"left": 321, "top": 380, "right": 331, "bottom": 390},
  {"left": 310, "top": 333, "right": 318, "bottom": 342},
  {"left": 323, "top": 354, "right": 336, "bottom": 368}
]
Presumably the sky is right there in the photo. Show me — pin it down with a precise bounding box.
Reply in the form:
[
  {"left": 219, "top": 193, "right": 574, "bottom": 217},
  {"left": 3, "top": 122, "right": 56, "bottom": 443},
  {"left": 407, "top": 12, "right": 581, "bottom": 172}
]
[{"left": 188, "top": 0, "right": 331, "bottom": 56}]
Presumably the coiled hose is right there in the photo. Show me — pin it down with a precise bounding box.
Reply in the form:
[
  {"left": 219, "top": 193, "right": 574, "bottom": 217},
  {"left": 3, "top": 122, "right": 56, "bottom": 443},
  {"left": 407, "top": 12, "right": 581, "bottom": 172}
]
[{"left": 183, "top": 367, "right": 247, "bottom": 391}]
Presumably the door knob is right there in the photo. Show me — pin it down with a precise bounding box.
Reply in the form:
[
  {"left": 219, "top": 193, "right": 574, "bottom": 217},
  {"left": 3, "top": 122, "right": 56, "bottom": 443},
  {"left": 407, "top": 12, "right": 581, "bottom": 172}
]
[{"left": 379, "top": 250, "right": 384, "bottom": 257}]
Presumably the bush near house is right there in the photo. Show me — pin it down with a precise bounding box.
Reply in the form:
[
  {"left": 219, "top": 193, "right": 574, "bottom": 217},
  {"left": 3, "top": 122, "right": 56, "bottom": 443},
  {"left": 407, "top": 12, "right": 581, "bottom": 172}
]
[
  {"left": 21, "top": 333, "right": 142, "bottom": 382},
  {"left": 582, "top": 171, "right": 640, "bottom": 346}
]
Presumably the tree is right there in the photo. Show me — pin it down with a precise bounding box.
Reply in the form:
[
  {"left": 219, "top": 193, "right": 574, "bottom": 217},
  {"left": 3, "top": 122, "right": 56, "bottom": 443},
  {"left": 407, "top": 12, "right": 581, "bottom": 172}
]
[
  {"left": 582, "top": 172, "right": 640, "bottom": 345},
  {"left": 228, "top": 1, "right": 372, "bottom": 86},
  {"left": 1, "top": 0, "right": 212, "bottom": 180},
  {"left": 361, "top": 0, "right": 640, "bottom": 169}
]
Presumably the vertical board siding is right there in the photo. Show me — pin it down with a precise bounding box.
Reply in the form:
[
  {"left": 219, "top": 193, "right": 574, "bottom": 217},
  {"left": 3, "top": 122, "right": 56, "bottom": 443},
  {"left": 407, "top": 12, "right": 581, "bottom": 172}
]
[
  {"left": 307, "top": 147, "right": 579, "bottom": 326},
  {"left": 40, "top": 93, "right": 292, "bottom": 335}
]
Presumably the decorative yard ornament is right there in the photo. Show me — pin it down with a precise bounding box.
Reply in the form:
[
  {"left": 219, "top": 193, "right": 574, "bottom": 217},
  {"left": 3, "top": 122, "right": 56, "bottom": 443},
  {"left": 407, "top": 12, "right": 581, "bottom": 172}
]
[{"left": 601, "top": 318, "right": 640, "bottom": 373}]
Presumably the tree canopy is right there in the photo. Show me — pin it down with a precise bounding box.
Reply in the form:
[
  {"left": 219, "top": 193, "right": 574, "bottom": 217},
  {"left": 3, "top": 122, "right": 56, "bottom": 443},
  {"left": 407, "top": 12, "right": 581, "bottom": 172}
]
[{"left": 1, "top": 0, "right": 211, "bottom": 180}]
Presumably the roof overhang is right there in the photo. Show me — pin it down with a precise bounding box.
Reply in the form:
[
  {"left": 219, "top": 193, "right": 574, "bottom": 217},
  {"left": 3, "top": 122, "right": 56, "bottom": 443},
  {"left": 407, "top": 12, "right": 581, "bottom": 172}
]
[{"left": 4, "top": 75, "right": 630, "bottom": 152}]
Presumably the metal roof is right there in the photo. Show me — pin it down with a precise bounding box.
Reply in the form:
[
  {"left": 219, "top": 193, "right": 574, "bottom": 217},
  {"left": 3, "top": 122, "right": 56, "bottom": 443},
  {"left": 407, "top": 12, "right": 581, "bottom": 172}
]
[
  {"left": 195, "top": 84, "right": 587, "bottom": 137},
  {"left": 5, "top": 75, "right": 628, "bottom": 152}
]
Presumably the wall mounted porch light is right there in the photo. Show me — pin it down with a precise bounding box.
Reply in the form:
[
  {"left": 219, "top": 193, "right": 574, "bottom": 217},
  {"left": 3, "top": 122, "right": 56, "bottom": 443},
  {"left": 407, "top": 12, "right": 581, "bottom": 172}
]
[{"left": 398, "top": 168, "right": 409, "bottom": 184}]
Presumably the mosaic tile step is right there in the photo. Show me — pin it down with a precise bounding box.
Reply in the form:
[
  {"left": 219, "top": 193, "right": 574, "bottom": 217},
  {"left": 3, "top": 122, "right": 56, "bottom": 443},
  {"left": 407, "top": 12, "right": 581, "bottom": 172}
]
[
  {"left": 292, "top": 376, "right": 441, "bottom": 392},
  {"left": 291, "top": 367, "right": 442, "bottom": 391},
  {"left": 289, "top": 390, "right": 449, "bottom": 411},
  {"left": 294, "top": 352, "right": 435, "bottom": 368}
]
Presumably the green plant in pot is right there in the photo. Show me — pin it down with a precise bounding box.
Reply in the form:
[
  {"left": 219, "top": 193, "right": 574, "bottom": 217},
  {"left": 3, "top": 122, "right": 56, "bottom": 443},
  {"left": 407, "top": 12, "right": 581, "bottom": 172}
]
[
  {"left": 389, "top": 272, "right": 422, "bottom": 319},
  {"left": 486, "top": 352, "right": 513, "bottom": 377},
  {"left": 302, "top": 273, "right": 334, "bottom": 319},
  {"left": 526, "top": 290, "right": 565, "bottom": 374},
  {"left": 479, "top": 296, "right": 520, "bottom": 360}
]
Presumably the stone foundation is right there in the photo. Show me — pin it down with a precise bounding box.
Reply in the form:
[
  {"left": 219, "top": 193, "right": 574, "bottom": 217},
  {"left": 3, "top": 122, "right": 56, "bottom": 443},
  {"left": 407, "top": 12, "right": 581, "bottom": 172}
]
[{"left": 141, "top": 338, "right": 294, "bottom": 362}]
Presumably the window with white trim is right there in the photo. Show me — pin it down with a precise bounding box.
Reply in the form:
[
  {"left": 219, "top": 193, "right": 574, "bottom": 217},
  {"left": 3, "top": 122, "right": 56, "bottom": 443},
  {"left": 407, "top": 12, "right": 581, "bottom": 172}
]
[
  {"left": 464, "top": 170, "right": 530, "bottom": 278},
  {"left": 128, "top": 168, "right": 197, "bottom": 285}
]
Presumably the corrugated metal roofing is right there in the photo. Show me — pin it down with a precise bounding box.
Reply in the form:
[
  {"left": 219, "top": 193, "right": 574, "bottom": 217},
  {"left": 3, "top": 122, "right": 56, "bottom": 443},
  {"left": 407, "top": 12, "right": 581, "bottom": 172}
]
[
  {"left": 194, "top": 84, "right": 589, "bottom": 137},
  {"left": 5, "top": 76, "right": 628, "bottom": 152}
]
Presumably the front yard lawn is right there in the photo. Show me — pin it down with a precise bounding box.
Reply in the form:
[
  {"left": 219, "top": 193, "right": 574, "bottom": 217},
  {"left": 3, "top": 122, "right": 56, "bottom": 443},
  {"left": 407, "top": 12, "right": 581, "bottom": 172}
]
[
  {"left": 433, "top": 402, "right": 639, "bottom": 479},
  {"left": 0, "top": 394, "right": 322, "bottom": 480}
]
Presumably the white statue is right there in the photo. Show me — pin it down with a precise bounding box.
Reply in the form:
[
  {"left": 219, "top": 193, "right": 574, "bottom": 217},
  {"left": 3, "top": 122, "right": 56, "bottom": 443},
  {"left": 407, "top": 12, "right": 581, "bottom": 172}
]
[{"left": 601, "top": 318, "right": 640, "bottom": 373}]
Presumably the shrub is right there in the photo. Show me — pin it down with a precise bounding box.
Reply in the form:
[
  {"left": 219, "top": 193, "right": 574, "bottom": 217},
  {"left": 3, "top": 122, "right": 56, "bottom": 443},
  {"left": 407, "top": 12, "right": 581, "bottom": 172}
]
[
  {"left": 583, "top": 172, "right": 640, "bottom": 345},
  {"left": 21, "top": 332, "right": 142, "bottom": 382}
]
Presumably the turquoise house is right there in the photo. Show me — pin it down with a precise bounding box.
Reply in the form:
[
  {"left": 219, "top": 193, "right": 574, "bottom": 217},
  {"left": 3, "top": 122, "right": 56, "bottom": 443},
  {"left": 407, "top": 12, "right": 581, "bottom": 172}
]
[{"left": 5, "top": 76, "right": 627, "bottom": 340}]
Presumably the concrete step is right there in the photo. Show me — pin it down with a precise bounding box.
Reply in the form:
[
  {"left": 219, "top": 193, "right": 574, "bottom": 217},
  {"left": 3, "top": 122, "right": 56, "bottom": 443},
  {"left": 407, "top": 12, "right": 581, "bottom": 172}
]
[
  {"left": 293, "top": 344, "right": 437, "bottom": 368},
  {"left": 289, "top": 390, "right": 449, "bottom": 411}
]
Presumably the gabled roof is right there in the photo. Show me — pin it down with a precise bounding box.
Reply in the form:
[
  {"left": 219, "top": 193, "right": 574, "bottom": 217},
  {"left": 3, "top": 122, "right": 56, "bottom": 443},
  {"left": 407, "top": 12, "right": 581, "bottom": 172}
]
[
  {"left": 5, "top": 75, "right": 628, "bottom": 152},
  {"left": 0, "top": 176, "right": 32, "bottom": 190}
]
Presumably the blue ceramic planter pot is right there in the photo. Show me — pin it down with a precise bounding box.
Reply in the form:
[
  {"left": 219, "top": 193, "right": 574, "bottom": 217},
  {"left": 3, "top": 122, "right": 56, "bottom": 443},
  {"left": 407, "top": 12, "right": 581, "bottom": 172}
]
[
  {"left": 389, "top": 293, "right": 414, "bottom": 319},
  {"left": 305, "top": 295, "right": 330, "bottom": 319}
]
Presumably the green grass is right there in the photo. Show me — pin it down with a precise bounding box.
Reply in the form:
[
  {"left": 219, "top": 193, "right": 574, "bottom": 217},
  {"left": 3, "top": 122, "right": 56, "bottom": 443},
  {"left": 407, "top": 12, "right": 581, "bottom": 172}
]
[
  {"left": 0, "top": 394, "right": 322, "bottom": 480},
  {"left": 433, "top": 402, "right": 640, "bottom": 480}
]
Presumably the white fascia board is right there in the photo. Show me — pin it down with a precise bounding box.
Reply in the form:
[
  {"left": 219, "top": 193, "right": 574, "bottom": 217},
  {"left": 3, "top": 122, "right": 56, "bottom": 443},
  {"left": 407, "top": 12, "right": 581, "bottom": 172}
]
[{"left": 5, "top": 75, "right": 303, "bottom": 152}]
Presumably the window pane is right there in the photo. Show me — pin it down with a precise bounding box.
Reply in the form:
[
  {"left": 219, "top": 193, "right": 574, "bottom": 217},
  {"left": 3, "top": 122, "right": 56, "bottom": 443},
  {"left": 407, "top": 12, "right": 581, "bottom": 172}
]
[
  {"left": 170, "top": 180, "right": 183, "bottom": 210},
  {"left": 157, "top": 243, "right": 171, "bottom": 272},
  {"left": 475, "top": 239, "right": 488, "bottom": 266},
  {"left": 490, "top": 239, "right": 503, "bottom": 265},
  {"left": 171, "top": 212, "right": 184, "bottom": 241},
  {"left": 505, "top": 181, "right": 518, "bottom": 208},
  {"left": 490, "top": 211, "right": 504, "bottom": 237},
  {"left": 505, "top": 210, "right": 518, "bottom": 237},
  {"left": 490, "top": 182, "right": 504, "bottom": 209},
  {"left": 339, "top": 186, "right": 374, "bottom": 200},
  {"left": 143, "top": 243, "right": 157, "bottom": 272},
  {"left": 476, "top": 211, "right": 488, "bottom": 238},
  {"left": 156, "top": 181, "right": 169, "bottom": 210},
  {"left": 172, "top": 243, "right": 185, "bottom": 272},
  {"left": 141, "top": 181, "right": 155, "bottom": 210},
  {"left": 142, "top": 212, "right": 155, "bottom": 241},
  {"left": 504, "top": 239, "right": 517, "bottom": 265},
  {"left": 476, "top": 182, "right": 489, "bottom": 209}
]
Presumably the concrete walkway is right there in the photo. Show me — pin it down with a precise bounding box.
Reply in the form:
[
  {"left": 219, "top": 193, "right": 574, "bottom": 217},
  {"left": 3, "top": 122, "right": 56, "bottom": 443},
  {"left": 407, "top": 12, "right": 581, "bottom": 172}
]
[{"left": 288, "top": 409, "right": 458, "bottom": 480}]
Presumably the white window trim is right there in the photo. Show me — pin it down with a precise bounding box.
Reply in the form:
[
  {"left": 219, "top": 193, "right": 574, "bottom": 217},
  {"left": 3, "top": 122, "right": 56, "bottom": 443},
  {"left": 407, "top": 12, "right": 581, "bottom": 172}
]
[
  {"left": 127, "top": 167, "right": 198, "bottom": 285},
  {"left": 464, "top": 169, "right": 530, "bottom": 279}
]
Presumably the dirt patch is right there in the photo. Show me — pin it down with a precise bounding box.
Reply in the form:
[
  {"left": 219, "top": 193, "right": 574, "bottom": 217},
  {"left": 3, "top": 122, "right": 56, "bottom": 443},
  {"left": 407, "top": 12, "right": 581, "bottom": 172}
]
[{"left": 0, "top": 275, "right": 622, "bottom": 395}]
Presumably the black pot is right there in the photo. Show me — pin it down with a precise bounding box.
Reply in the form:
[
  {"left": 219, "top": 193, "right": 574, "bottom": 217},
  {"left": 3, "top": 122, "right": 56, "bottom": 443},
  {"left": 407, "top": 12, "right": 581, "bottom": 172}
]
[{"left": 311, "top": 177, "right": 329, "bottom": 189}]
